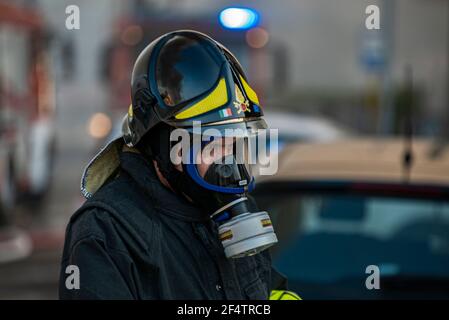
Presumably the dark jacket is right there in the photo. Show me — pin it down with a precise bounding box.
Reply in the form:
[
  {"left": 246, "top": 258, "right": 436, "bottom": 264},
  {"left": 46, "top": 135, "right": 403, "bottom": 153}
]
[{"left": 59, "top": 150, "right": 286, "bottom": 299}]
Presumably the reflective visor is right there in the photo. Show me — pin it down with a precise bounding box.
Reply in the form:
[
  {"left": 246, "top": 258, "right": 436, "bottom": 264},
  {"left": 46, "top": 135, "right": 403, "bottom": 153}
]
[
  {"left": 185, "top": 136, "right": 254, "bottom": 194},
  {"left": 183, "top": 118, "right": 267, "bottom": 137},
  {"left": 149, "top": 32, "right": 263, "bottom": 126},
  {"left": 179, "top": 119, "right": 267, "bottom": 194},
  {"left": 155, "top": 35, "right": 223, "bottom": 107}
]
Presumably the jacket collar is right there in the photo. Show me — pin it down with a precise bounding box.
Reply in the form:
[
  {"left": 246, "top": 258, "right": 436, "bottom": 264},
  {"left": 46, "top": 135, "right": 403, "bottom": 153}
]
[{"left": 119, "top": 150, "right": 208, "bottom": 222}]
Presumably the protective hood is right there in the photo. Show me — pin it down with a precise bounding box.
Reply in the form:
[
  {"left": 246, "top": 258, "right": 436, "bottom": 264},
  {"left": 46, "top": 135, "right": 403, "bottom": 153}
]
[{"left": 80, "top": 137, "right": 125, "bottom": 198}]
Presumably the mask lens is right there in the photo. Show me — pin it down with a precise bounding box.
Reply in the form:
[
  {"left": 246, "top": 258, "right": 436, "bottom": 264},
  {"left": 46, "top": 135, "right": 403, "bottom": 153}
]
[{"left": 196, "top": 137, "right": 252, "bottom": 189}]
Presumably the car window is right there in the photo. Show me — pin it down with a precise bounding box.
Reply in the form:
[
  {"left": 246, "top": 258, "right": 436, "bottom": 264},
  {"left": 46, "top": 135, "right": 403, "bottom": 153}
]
[{"left": 255, "top": 193, "right": 449, "bottom": 299}]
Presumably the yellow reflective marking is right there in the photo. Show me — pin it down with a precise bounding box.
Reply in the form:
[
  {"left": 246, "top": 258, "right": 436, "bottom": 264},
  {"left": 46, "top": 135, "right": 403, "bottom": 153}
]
[
  {"left": 219, "top": 230, "right": 233, "bottom": 241},
  {"left": 269, "top": 290, "right": 302, "bottom": 300},
  {"left": 261, "top": 218, "right": 272, "bottom": 228},
  {"left": 175, "top": 78, "right": 228, "bottom": 119},
  {"left": 239, "top": 75, "right": 260, "bottom": 105}
]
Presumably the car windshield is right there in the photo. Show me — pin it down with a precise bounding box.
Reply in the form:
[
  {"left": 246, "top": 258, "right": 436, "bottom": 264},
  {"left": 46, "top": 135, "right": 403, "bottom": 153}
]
[{"left": 255, "top": 192, "right": 449, "bottom": 299}]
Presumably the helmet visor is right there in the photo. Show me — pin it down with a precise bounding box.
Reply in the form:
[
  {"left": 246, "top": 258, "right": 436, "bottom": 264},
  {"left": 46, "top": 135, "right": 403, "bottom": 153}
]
[
  {"left": 184, "top": 118, "right": 267, "bottom": 137},
  {"left": 155, "top": 35, "right": 223, "bottom": 107},
  {"left": 180, "top": 120, "right": 268, "bottom": 193}
]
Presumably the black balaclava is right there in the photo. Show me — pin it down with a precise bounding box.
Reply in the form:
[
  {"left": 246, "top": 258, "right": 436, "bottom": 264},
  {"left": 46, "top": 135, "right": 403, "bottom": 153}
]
[{"left": 136, "top": 123, "right": 246, "bottom": 217}]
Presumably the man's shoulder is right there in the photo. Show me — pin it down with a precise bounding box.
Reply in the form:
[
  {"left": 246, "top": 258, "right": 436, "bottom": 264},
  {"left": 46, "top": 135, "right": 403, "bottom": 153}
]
[
  {"left": 85, "top": 170, "right": 147, "bottom": 206},
  {"left": 65, "top": 205, "right": 114, "bottom": 248},
  {"left": 80, "top": 171, "right": 156, "bottom": 220},
  {"left": 65, "top": 175, "right": 157, "bottom": 257}
]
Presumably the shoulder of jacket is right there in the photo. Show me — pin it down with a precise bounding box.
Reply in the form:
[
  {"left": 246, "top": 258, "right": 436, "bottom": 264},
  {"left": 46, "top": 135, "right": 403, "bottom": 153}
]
[
  {"left": 81, "top": 171, "right": 156, "bottom": 219},
  {"left": 67, "top": 176, "right": 158, "bottom": 256}
]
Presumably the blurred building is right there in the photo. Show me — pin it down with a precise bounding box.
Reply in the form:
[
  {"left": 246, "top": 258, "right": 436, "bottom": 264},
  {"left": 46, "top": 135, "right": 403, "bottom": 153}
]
[{"left": 22, "top": 0, "right": 449, "bottom": 136}]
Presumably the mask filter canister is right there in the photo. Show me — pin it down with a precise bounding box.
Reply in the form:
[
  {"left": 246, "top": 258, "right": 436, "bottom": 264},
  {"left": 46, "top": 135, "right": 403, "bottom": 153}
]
[{"left": 213, "top": 198, "right": 278, "bottom": 258}]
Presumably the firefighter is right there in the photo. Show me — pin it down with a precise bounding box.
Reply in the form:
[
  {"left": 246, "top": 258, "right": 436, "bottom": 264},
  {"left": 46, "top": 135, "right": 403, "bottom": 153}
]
[{"left": 59, "top": 30, "right": 296, "bottom": 300}]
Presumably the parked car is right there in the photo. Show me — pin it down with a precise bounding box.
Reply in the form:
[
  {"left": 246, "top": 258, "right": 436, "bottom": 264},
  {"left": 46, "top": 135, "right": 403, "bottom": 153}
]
[
  {"left": 253, "top": 138, "right": 449, "bottom": 299},
  {"left": 263, "top": 111, "right": 350, "bottom": 144}
]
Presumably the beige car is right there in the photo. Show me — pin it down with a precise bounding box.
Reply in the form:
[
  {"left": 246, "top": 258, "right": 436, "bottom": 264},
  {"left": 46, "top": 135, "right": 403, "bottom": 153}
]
[{"left": 253, "top": 138, "right": 449, "bottom": 300}]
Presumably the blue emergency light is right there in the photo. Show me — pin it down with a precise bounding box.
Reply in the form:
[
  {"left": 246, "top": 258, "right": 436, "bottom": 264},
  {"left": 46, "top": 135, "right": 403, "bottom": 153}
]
[{"left": 219, "top": 7, "right": 259, "bottom": 30}]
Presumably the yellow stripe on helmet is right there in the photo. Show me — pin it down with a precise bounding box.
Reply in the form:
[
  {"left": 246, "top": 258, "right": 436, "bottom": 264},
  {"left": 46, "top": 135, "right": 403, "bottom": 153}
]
[
  {"left": 239, "top": 75, "right": 260, "bottom": 106},
  {"left": 175, "top": 78, "right": 228, "bottom": 120}
]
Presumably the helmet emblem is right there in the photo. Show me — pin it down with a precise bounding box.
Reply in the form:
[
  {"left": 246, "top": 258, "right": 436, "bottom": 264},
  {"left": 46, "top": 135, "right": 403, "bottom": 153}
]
[{"left": 233, "top": 85, "right": 251, "bottom": 114}]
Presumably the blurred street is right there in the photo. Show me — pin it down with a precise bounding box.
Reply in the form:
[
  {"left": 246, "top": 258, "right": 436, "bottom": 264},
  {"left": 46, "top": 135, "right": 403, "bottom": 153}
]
[{"left": 0, "top": 84, "right": 104, "bottom": 299}]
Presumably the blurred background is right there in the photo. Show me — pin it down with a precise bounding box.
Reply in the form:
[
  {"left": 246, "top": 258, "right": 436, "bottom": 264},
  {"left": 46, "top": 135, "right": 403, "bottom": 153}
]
[{"left": 1, "top": 0, "right": 449, "bottom": 299}]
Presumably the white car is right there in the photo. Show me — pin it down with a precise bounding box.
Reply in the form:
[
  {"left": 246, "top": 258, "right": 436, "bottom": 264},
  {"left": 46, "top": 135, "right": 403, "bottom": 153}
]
[{"left": 263, "top": 111, "right": 350, "bottom": 145}]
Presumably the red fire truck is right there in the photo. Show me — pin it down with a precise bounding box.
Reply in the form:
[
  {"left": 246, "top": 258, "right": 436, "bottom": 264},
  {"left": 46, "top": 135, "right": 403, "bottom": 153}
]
[{"left": 0, "top": 2, "right": 56, "bottom": 219}]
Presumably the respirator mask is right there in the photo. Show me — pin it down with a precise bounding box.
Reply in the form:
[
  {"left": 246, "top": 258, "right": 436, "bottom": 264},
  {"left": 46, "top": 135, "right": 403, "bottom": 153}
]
[{"left": 162, "top": 121, "right": 278, "bottom": 259}]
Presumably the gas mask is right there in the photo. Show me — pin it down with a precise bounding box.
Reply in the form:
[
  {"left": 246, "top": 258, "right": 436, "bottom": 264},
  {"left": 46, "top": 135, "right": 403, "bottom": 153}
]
[{"left": 156, "top": 124, "right": 278, "bottom": 259}]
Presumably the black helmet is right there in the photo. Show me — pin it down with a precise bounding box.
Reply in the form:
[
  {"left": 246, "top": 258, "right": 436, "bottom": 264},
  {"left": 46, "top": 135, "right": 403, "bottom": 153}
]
[
  {"left": 81, "top": 30, "right": 266, "bottom": 199},
  {"left": 123, "top": 30, "right": 266, "bottom": 147}
]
